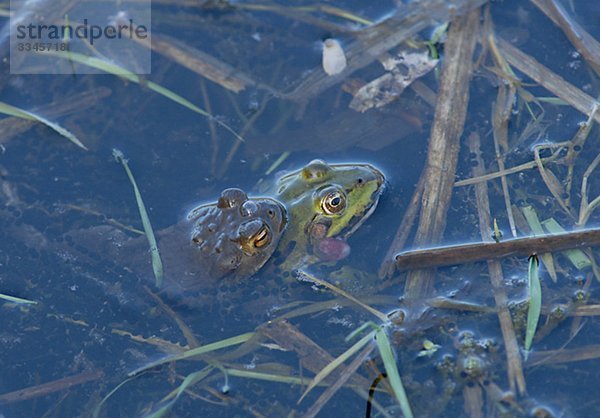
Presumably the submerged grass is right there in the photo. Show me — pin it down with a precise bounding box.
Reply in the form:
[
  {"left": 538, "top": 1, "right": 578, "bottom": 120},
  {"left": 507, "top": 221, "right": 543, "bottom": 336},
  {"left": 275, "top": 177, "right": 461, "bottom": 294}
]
[
  {"left": 92, "top": 375, "right": 138, "bottom": 418},
  {"left": 298, "top": 330, "right": 374, "bottom": 403},
  {"left": 521, "top": 205, "right": 557, "bottom": 282},
  {"left": 43, "top": 51, "right": 244, "bottom": 143},
  {"left": 147, "top": 366, "right": 339, "bottom": 417},
  {"left": 374, "top": 327, "right": 414, "bottom": 418},
  {"left": 128, "top": 332, "right": 255, "bottom": 377},
  {"left": 0, "top": 101, "right": 87, "bottom": 150},
  {"left": 525, "top": 254, "right": 542, "bottom": 356},
  {"left": 0, "top": 293, "right": 37, "bottom": 305},
  {"left": 147, "top": 367, "right": 214, "bottom": 418},
  {"left": 296, "top": 270, "right": 388, "bottom": 321},
  {"left": 297, "top": 317, "right": 413, "bottom": 417},
  {"left": 542, "top": 218, "right": 592, "bottom": 269},
  {"left": 113, "top": 149, "right": 164, "bottom": 288},
  {"left": 295, "top": 270, "right": 413, "bottom": 415},
  {"left": 95, "top": 333, "right": 253, "bottom": 416}
]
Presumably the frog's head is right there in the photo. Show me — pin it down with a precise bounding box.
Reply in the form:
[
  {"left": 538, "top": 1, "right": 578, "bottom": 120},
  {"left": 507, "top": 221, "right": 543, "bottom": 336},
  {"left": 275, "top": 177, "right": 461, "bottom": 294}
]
[
  {"left": 274, "top": 160, "right": 385, "bottom": 264},
  {"left": 188, "top": 188, "right": 287, "bottom": 279}
]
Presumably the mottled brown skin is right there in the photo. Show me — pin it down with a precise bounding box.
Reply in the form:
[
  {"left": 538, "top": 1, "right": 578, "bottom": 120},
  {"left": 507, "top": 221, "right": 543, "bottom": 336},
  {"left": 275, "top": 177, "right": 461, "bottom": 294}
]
[
  {"left": 64, "top": 188, "right": 287, "bottom": 298},
  {"left": 160, "top": 188, "right": 287, "bottom": 294}
]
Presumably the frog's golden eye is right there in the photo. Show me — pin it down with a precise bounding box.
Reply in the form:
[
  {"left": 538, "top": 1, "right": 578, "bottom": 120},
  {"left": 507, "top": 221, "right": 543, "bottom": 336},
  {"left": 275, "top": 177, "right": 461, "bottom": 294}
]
[
  {"left": 252, "top": 225, "right": 272, "bottom": 248},
  {"left": 321, "top": 190, "right": 346, "bottom": 215}
]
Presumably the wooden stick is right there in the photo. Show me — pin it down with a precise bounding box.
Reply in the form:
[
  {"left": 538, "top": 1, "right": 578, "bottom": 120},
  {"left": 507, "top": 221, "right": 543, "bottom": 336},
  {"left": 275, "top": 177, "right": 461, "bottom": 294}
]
[
  {"left": 133, "top": 32, "right": 257, "bottom": 93},
  {"left": 0, "top": 370, "right": 103, "bottom": 404},
  {"left": 404, "top": 7, "right": 480, "bottom": 298},
  {"left": 395, "top": 227, "right": 600, "bottom": 271}
]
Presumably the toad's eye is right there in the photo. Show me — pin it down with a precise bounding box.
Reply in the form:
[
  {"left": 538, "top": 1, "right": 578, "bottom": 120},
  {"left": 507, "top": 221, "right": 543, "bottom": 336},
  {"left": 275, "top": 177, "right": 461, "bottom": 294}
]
[
  {"left": 252, "top": 225, "right": 271, "bottom": 248},
  {"left": 321, "top": 190, "right": 346, "bottom": 215}
]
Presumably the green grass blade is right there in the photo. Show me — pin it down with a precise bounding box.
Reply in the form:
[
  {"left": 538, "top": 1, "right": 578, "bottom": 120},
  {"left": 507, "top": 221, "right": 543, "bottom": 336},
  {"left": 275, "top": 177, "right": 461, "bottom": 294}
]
[
  {"left": 374, "top": 327, "right": 414, "bottom": 418},
  {"left": 296, "top": 270, "right": 388, "bottom": 321},
  {"left": 128, "top": 332, "right": 255, "bottom": 376},
  {"left": 536, "top": 97, "right": 568, "bottom": 105},
  {"left": 147, "top": 366, "right": 214, "bottom": 418},
  {"left": 521, "top": 205, "right": 557, "bottom": 282},
  {"left": 541, "top": 218, "right": 592, "bottom": 269},
  {"left": 227, "top": 369, "right": 311, "bottom": 385},
  {"left": 345, "top": 320, "right": 377, "bottom": 342},
  {"left": 92, "top": 375, "right": 138, "bottom": 418},
  {"left": 43, "top": 50, "right": 243, "bottom": 142},
  {"left": 0, "top": 293, "right": 37, "bottom": 305},
  {"left": 265, "top": 151, "right": 291, "bottom": 175},
  {"left": 0, "top": 101, "right": 88, "bottom": 150},
  {"left": 113, "top": 149, "right": 164, "bottom": 287},
  {"left": 525, "top": 254, "right": 542, "bottom": 355},
  {"left": 521, "top": 205, "right": 545, "bottom": 235},
  {"left": 299, "top": 329, "right": 374, "bottom": 403}
]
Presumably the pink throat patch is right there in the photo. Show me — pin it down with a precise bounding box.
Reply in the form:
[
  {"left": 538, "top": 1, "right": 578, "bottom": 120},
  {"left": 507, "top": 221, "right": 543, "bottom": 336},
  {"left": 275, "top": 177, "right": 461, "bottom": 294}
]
[{"left": 316, "top": 237, "right": 351, "bottom": 261}]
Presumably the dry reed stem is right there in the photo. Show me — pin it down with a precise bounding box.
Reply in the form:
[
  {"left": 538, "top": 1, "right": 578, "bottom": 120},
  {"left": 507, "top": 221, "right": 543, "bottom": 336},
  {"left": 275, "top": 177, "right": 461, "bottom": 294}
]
[
  {"left": 404, "top": 8, "right": 481, "bottom": 298},
  {"left": 467, "top": 132, "right": 526, "bottom": 395}
]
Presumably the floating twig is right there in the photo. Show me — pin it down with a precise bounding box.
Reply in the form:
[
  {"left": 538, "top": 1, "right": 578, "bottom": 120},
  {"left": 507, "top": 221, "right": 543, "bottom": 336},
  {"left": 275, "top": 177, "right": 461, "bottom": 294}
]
[
  {"left": 395, "top": 227, "right": 600, "bottom": 271},
  {"left": 134, "top": 32, "right": 256, "bottom": 93},
  {"left": 404, "top": 7, "right": 481, "bottom": 298},
  {"left": 0, "top": 370, "right": 103, "bottom": 404}
]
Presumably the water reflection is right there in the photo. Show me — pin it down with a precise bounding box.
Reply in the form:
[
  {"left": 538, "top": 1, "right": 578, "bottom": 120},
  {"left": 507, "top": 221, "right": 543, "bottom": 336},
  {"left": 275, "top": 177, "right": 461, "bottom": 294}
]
[{"left": 1, "top": 0, "right": 599, "bottom": 416}]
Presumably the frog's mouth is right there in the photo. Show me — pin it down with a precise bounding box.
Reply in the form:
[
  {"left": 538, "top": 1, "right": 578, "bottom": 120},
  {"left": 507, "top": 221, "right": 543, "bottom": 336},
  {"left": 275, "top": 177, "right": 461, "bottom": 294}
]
[
  {"left": 341, "top": 189, "right": 382, "bottom": 240},
  {"left": 304, "top": 205, "right": 371, "bottom": 263}
]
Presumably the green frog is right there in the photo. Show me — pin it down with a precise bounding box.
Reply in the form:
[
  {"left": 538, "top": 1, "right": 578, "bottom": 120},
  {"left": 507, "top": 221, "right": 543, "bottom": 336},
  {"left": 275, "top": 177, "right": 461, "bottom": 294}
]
[{"left": 266, "top": 159, "right": 386, "bottom": 272}]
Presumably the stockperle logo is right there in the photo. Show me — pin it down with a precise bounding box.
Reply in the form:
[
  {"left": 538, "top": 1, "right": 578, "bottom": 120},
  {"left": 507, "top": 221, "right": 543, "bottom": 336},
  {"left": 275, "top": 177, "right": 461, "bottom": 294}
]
[{"left": 9, "top": 0, "right": 151, "bottom": 75}]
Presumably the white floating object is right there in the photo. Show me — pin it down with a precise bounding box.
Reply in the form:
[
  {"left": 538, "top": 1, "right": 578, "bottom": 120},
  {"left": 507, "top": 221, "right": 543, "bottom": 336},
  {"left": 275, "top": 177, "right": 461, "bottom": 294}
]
[{"left": 322, "top": 39, "right": 347, "bottom": 76}]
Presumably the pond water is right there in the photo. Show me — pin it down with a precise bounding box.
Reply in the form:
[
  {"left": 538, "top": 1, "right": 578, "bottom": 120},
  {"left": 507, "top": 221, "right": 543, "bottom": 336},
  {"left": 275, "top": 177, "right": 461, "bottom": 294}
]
[{"left": 1, "top": 0, "right": 600, "bottom": 417}]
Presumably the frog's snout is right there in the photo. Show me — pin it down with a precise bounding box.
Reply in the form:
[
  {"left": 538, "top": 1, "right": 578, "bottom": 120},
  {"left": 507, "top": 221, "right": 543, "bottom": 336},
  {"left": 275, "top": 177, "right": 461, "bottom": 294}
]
[
  {"left": 269, "top": 199, "right": 288, "bottom": 233},
  {"left": 369, "top": 165, "right": 386, "bottom": 189}
]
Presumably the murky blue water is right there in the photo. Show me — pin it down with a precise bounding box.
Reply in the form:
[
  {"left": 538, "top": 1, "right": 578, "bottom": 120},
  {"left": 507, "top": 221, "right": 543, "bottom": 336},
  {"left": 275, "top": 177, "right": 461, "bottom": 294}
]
[{"left": 1, "top": 0, "right": 600, "bottom": 416}]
